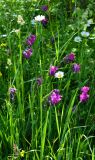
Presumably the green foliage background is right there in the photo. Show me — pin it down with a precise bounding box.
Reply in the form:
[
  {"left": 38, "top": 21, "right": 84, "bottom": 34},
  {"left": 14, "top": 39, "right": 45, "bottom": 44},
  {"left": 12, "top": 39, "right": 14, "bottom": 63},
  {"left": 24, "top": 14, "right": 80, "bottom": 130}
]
[{"left": 0, "top": 0, "right": 95, "bottom": 159}]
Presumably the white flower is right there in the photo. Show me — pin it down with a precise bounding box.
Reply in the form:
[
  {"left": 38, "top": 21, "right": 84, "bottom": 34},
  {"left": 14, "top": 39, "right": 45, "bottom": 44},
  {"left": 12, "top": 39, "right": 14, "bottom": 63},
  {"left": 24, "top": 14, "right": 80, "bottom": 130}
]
[
  {"left": 86, "top": 19, "right": 93, "bottom": 27},
  {"left": 0, "top": 34, "right": 7, "bottom": 38},
  {"left": 34, "top": 15, "right": 45, "bottom": 22},
  {"left": 54, "top": 71, "right": 64, "bottom": 78},
  {"left": 17, "top": 15, "right": 25, "bottom": 25},
  {"left": 81, "top": 31, "right": 90, "bottom": 37},
  {"left": 12, "top": 29, "right": 20, "bottom": 34},
  {"left": 74, "top": 36, "right": 82, "bottom": 42}
]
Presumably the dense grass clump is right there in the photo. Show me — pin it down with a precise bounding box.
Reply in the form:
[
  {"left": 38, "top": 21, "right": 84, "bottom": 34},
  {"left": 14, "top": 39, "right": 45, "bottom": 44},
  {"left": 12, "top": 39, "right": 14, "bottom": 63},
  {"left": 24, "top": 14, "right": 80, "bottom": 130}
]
[{"left": 0, "top": 0, "right": 95, "bottom": 159}]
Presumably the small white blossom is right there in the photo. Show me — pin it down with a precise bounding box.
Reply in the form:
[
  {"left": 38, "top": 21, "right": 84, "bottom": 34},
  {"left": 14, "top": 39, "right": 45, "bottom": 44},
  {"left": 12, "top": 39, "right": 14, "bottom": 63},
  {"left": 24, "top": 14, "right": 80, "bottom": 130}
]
[
  {"left": 74, "top": 36, "right": 82, "bottom": 42},
  {"left": 12, "top": 29, "right": 20, "bottom": 34},
  {"left": 86, "top": 19, "right": 93, "bottom": 27},
  {"left": 0, "top": 34, "right": 7, "bottom": 38},
  {"left": 54, "top": 71, "right": 64, "bottom": 79},
  {"left": 81, "top": 31, "right": 90, "bottom": 37},
  {"left": 34, "top": 15, "right": 45, "bottom": 22},
  {"left": 17, "top": 15, "right": 25, "bottom": 25}
]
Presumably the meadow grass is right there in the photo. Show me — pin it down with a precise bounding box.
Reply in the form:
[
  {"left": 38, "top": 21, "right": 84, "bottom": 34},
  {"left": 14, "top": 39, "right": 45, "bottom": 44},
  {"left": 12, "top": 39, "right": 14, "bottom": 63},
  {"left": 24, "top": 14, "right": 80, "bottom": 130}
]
[{"left": 0, "top": 0, "right": 95, "bottom": 159}]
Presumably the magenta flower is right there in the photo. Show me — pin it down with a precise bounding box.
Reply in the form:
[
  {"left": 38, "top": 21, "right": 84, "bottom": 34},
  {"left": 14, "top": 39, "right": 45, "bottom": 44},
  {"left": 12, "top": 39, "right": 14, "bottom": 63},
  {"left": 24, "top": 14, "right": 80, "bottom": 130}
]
[
  {"left": 68, "top": 53, "right": 75, "bottom": 61},
  {"left": 64, "top": 53, "right": 75, "bottom": 63},
  {"left": 49, "top": 89, "right": 62, "bottom": 105},
  {"left": 41, "top": 5, "right": 48, "bottom": 11},
  {"left": 41, "top": 18, "right": 48, "bottom": 27},
  {"left": 9, "top": 87, "right": 16, "bottom": 101},
  {"left": 80, "top": 92, "right": 89, "bottom": 102},
  {"left": 9, "top": 87, "right": 16, "bottom": 94},
  {"left": 23, "top": 48, "right": 32, "bottom": 59},
  {"left": 81, "top": 86, "right": 90, "bottom": 93},
  {"left": 72, "top": 63, "right": 80, "bottom": 72},
  {"left": 26, "top": 34, "right": 36, "bottom": 46},
  {"left": 36, "top": 77, "right": 43, "bottom": 86},
  {"left": 53, "top": 89, "right": 60, "bottom": 94},
  {"left": 49, "top": 66, "right": 58, "bottom": 76}
]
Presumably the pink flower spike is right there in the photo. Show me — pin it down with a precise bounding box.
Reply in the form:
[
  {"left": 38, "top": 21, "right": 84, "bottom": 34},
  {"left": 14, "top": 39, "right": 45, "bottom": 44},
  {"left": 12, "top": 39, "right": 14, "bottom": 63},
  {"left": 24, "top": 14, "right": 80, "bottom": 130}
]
[
  {"left": 81, "top": 86, "right": 90, "bottom": 93},
  {"left": 49, "top": 89, "right": 62, "bottom": 105},
  {"left": 80, "top": 93, "right": 89, "bottom": 102},
  {"left": 49, "top": 66, "right": 58, "bottom": 76},
  {"left": 26, "top": 34, "right": 36, "bottom": 46}
]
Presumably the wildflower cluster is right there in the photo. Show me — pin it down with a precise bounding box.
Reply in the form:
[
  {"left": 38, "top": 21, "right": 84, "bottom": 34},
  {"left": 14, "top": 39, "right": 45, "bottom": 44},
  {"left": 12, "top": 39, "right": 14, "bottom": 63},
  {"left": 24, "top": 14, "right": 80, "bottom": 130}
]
[
  {"left": 23, "top": 6, "right": 49, "bottom": 59},
  {"left": 80, "top": 86, "right": 90, "bottom": 102},
  {"left": 63, "top": 52, "right": 80, "bottom": 73},
  {"left": 1, "top": 1, "right": 94, "bottom": 159},
  {"left": 13, "top": 144, "right": 25, "bottom": 159},
  {"left": 73, "top": 18, "right": 93, "bottom": 43},
  {"left": 23, "top": 34, "right": 36, "bottom": 59}
]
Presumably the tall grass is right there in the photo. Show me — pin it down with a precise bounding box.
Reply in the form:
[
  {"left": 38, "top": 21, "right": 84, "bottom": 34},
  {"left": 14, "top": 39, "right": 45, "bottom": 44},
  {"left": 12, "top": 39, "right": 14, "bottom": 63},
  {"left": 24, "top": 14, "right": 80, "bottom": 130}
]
[{"left": 0, "top": 0, "right": 95, "bottom": 159}]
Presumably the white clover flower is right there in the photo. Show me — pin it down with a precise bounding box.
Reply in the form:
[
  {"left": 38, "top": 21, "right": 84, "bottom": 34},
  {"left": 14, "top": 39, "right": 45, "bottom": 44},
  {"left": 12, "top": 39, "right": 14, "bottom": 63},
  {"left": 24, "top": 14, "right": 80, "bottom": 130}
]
[
  {"left": 74, "top": 36, "right": 82, "bottom": 42},
  {"left": 81, "top": 31, "right": 90, "bottom": 37},
  {"left": 34, "top": 15, "right": 45, "bottom": 22},
  {"left": 17, "top": 15, "right": 25, "bottom": 25},
  {"left": 54, "top": 71, "right": 64, "bottom": 78}
]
